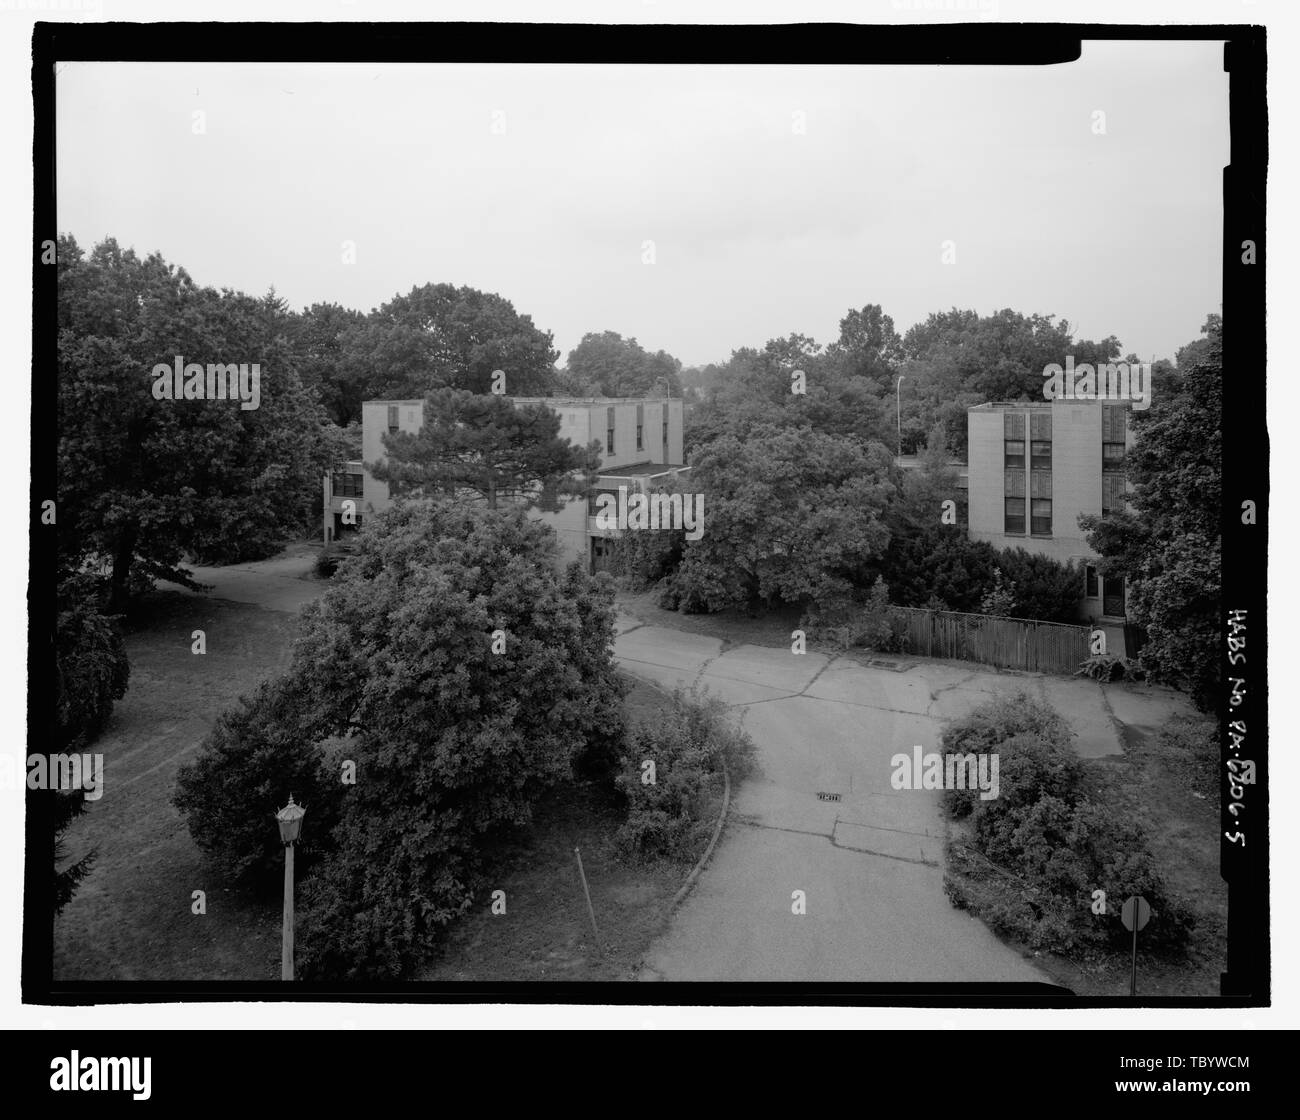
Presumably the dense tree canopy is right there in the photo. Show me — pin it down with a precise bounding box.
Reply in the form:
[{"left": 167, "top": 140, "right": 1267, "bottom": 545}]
[
  {"left": 343, "top": 282, "right": 559, "bottom": 407},
  {"left": 672, "top": 425, "right": 896, "bottom": 612},
  {"left": 563, "top": 330, "right": 682, "bottom": 398},
  {"left": 1081, "top": 315, "right": 1222, "bottom": 708},
  {"left": 56, "top": 236, "right": 343, "bottom": 607}
]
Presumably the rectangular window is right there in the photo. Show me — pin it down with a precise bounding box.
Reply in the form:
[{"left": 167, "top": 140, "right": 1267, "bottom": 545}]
[
  {"left": 636, "top": 425, "right": 643, "bottom": 450},
  {"left": 1102, "top": 471, "right": 1126, "bottom": 514},
  {"left": 1004, "top": 497, "right": 1026, "bottom": 535},
  {"left": 1085, "top": 565, "right": 1099, "bottom": 598},
  {"left": 607, "top": 406, "right": 615, "bottom": 455},
  {"left": 1031, "top": 498, "right": 1052, "bottom": 536},
  {"left": 1103, "top": 404, "right": 1126, "bottom": 467},
  {"left": 331, "top": 473, "right": 363, "bottom": 499},
  {"left": 1004, "top": 440, "right": 1025, "bottom": 468},
  {"left": 1030, "top": 440, "right": 1052, "bottom": 469},
  {"left": 387, "top": 405, "right": 399, "bottom": 434}
]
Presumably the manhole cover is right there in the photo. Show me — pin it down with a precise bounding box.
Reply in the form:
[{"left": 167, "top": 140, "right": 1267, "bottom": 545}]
[{"left": 816, "top": 792, "right": 842, "bottom": 802}]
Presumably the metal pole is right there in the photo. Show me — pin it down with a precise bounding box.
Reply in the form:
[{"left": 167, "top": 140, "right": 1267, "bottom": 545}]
[
  {"left": 574, "top": 846, "right": 601, "bottom": 949},
  {"left": 1129, "top": 918, "right": 1137, "bottom": 998},
  {"left": 896, "top": 375, "right": 905, "bottom": 458},
  {"left": 281, "top": 842, "right": 295, "bottom": 981}
]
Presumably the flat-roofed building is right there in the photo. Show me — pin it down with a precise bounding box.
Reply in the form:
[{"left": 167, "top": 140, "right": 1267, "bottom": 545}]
[
  {"left": 324, "top": 395, "right": 688, "bottom": 571},
  {"left": 967, "top": 398, "right": 1136, "bottom": 621}
]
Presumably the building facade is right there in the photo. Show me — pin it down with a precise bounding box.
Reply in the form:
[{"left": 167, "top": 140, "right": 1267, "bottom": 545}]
[
  {"left": 323, "top": 395, "right": 688, "bottom": 571},
  {"left": 966, "top": 398, "right": 1135, "bottom": 621}
]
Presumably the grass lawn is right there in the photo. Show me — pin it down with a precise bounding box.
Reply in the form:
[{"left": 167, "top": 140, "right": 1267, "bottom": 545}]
[
  {"left": 54, "top": 591, "right": 294, "bottom": 980},
  {"left": 1043, "top": 716, "right": 1225, "bottom": 997},
  {"left": 420, "top": 674, "right": 696, "bottom": 982}
]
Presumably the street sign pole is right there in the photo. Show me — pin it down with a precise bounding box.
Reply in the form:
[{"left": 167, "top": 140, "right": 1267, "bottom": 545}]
[{"left": 1130, "top": 915, "right": 1138, "bottom": 998}]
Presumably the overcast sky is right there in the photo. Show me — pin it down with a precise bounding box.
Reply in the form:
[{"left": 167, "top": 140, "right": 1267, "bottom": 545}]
[{"left": 56, "top": 42, "right": 1227, "bottom": 367}]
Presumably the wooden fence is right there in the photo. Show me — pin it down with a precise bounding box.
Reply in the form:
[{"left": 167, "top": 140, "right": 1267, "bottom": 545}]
[{"left": 891, "top": 606, "right": 1091, "bottom": 676}]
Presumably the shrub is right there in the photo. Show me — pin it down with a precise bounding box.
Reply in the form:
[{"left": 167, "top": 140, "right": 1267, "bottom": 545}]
[
  {"left": 997, "top": 548, "right": 1084, "bottom": 624},
  {"left": 940, "top": 692, "right": 1194, "bottom": 956},
  {"left": 55, "top": 576, "right": 131, "bottom": 750},
  {"left": 176, "top": 501, "right": 627, "bottom": 979},
  {"left": 173, "top": 672, "right": 343, "bottom": 886},
  {"left": 800, "top": 577, "right": 906, "bottom": 652},
  {"left": 876, "top": 523, "right": 1000, "bottom": 613},
  {"left": 614, "top": 690, "right": 755, "bottom": 863},
  {"left": 940, "top": 692, "right": 1079, "bottom": 820},
  {"left": 313, "top": 546, "right": 339, "bottom": 579},
  {"left": 1076, "top": 653, "right": 1147, "bottom": 682}
]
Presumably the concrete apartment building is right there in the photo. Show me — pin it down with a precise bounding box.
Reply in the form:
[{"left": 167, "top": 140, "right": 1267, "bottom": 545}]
[
  {"left": 323, "top": 395, "right": 688, "bottom": 572},
  {"left": 966, "top": 398, "right": 1135, "bottom": 621}
]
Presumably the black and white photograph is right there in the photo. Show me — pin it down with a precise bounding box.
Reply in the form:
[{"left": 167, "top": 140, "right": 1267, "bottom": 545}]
[{"left": 2, "top": 0, "right": 1288, "bottom": 1061}]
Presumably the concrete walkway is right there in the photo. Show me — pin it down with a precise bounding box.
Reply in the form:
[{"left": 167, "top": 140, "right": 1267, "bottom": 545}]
[
  {"left": 614, "top": 616, "right": 1192, "bottom": 982},
  {"left": 171, "top": 541, "right": 326, "bottom": 614}
]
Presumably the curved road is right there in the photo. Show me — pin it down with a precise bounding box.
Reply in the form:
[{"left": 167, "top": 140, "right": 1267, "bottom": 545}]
[{"left": 614, "top": 617, "right": 1055, "bottom": 984}]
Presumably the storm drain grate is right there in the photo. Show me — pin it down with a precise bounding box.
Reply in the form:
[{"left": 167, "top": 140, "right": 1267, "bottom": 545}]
[{"left": 816, "top": 792, "right": 842, "bottom": 802}]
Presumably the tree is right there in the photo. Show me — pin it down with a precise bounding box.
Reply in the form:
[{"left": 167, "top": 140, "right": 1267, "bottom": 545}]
[
  {"left": 685, "top": 333, "right": 889, "bottom": 453},
  {"left": 672, "top": 425, "right": 895, "bottom": 612},
  {"left": 824, "top": 303, "right": 904, "bottom": 384},
  {"left": 1080, "top": 315, "right": 1222, "bottom": 709},
  {"left": 57, "top": 236, "right": 343, "bottom": 608},
  {"left": 564, "top": 331, "right": 683, "bottom": 397},
  {"left": 368, "top": 388, "right": 601, "bottom": 511},
  {"left": 175, "top": 501, "right": 627, "bottom": 978},
  {"left": 345, "top": 282, "right": 559, "bottom": 401},
  {"left": 899, "top": 308, "right": 1121, "bottom": 455},
  {"left": 288, "top": 301, "right": 367, "bottom": 425}
]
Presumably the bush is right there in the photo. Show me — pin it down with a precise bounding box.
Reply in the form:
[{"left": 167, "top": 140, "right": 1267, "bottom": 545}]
[
  {"left": 939, "top": 692, "right": 1079, "bottom": 820},
  {"left": 614, "top": 690, "right": 755, "bottom": 863},
  {"left": 1076, "top": 653, "right": 1147, "bottom": 682},
  {"left": 55, "top": 576, "right": 131, "bottom": 750},
  {"left": 997, "top": 549, "right": 1083, "bottom": 624},
  {"left": 313, "top": 546, "right": 339, "bottom": 579},
  {"left": 876, "top": 523, "right": 1000, "bottom": 613},
  {"left": 799, "top": 577, "right": 906, "bottom": 652},
  {"left": 175, "top": 501, "right": 627, "bottom": 980},
  {"left": 173, "top": 673, "right": 343, "bottom": 886},
  {"left": 940, "top": 692, "right": 1194, "bottom": 957}
]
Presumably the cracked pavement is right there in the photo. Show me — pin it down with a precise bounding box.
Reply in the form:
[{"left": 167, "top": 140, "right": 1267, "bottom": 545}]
[{"left": 614, "top": 614, "right": 1190, "bottom": 983}]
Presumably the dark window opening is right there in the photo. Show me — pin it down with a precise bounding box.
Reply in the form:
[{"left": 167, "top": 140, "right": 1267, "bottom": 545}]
[
  {"left": 1030, "top": 440, "right": 1052, "bottom": 470},
  {"left": 331, "top": 473, "right": 363, "bottom": 499},
  {"left": 636, "top": 424, "right": 643, "bottom": 450},
  {"left": 1085, "top": 565, "right": 1099, "bottom": 598},
  {"left": 1004, "top": 497, "right": 1026, "bottom": 535},
  {"left": 1102, "top": 471, "right": 1126, "bottom": 515},
  {"left": 1004, "top": 440, "right": 1025, "bottom": 469},
  {"left": 1031, "top": 498, "right": 1052, "bottom": 536},
  {"left": 387, "top": 405, "right": 399, "bottom": 434}
]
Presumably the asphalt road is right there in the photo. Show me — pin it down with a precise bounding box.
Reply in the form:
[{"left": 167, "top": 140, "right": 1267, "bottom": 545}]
[{"left": 614, "top": 618, "right": 1062, "bottom": 983}]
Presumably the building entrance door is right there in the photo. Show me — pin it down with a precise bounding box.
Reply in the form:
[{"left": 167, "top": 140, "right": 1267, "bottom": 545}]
[{"left": 1102, "top": 573, "right": 1126, "bottom": 618}]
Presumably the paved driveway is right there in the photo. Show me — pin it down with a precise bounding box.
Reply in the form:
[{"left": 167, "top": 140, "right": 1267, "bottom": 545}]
[{"left": 614, "top": 617, "right": 1189, "bottom": 983}]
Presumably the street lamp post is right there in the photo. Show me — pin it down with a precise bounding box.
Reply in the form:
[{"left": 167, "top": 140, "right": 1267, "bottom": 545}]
[
  {"left": 896, "top": 375, "right": 906, "bottom": 459},
  {"left": 275, "top": 794, "right": 306, "bottom": 981}
]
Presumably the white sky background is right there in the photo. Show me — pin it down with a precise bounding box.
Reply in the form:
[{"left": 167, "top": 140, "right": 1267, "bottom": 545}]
[{"left": 55, "top": 44, "right": 1227, "bottom": 367}]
